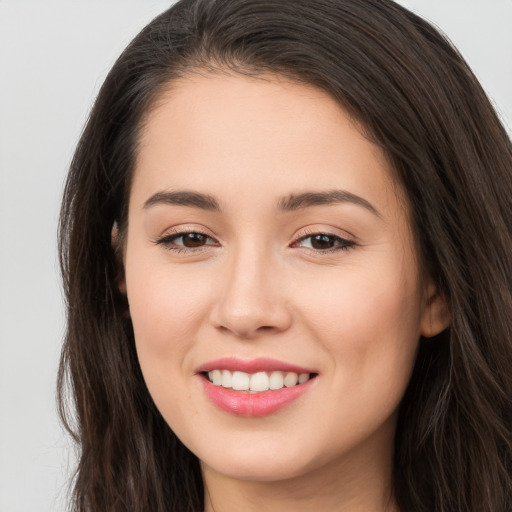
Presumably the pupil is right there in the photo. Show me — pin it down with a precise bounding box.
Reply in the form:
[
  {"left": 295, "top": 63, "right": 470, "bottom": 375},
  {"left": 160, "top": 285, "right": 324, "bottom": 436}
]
[
  {"left": 183, "top": 233, "right": 206, "bottom": 247},
  {"left": 311, "top": 234, "right": 334, "bottom": 249}
]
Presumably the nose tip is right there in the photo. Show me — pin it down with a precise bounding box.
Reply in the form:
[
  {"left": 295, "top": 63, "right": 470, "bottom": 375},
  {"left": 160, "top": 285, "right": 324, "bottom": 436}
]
[
  {"left": 210, "top": 259, "right": 292, "bottom": 340},
  {"left": 215, "top": 307, "right": 291, "bottom": 339}
]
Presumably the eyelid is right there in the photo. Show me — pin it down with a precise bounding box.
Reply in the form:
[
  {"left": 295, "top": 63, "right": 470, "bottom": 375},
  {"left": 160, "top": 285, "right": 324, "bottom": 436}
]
[
  {"left": 153, "top": 225, "right": 220, "bottom": 251},
  {"left": 290, "top": 226, "right": 357, "bottom": 253},
  {"left": 152, "top": 224, "right": 356, "bottom": 253},
  {"left": 155, "top": 224, "right": 217, "bottom": 240},
  {"left": 293, "top": 225, "right": 356, "bottom": 243}
]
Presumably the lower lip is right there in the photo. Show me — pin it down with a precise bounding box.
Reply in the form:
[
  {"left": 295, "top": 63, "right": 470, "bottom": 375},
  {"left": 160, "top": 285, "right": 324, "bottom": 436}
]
[{"left": 201, "top": 376, "right": 316, "bottom": 417}]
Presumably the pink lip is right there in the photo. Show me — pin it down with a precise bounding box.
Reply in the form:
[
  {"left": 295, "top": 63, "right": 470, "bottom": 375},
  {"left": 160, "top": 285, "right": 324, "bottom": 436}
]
[
  {"left": 201, "top": 377, "right": 316, "bottom": 417},
  {"left": 195, "top": 357, "right": 315, "bottom": 374},
  {"left": 196, "top": 357, "right": 318, "bottom": 417}
]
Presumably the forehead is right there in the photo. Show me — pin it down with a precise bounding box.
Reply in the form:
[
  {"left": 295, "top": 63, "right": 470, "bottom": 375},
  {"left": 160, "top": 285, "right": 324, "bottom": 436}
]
[{"left": 131, "top": 72, "right": 403, "bottom": 218}]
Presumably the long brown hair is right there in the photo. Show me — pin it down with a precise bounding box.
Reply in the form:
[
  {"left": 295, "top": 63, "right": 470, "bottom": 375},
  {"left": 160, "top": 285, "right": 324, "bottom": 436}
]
[{"left": 58, "top": 1, "right": 512, "bottom": 510}]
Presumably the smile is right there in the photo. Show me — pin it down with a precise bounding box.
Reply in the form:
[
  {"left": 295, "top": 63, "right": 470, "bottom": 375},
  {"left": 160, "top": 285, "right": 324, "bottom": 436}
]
[
  {"left": 197, "top": 358, "right": 318, "bottom": 417},
  {"left": 206, "top": 369, "right": 312, "bottom": 392}
]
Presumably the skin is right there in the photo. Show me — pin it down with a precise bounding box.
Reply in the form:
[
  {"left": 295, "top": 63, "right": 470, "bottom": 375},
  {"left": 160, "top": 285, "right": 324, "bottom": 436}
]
[{"left": 122, "top": 72, "right": 449, "bottom": 512}]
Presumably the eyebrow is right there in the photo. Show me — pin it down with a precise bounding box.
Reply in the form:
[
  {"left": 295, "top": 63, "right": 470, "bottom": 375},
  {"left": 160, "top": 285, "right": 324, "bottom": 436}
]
[
  {"left": 143, "top": 190, "right": 221, "bottom": 211},
  {"left": 143, "top": 188, "right": 380, "bottom": 217},
  {"left": 277, "top": 190, "right": 381, "bottom": 217}
]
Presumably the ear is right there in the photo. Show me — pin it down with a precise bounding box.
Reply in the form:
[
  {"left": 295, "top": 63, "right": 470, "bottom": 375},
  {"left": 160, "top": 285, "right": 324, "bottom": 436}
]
[
  {"left": 420, "top": 280, "right": 450, "bottom": 338},
  {"left": 111, "top": 222, "right": 127, "bottom": 295}
]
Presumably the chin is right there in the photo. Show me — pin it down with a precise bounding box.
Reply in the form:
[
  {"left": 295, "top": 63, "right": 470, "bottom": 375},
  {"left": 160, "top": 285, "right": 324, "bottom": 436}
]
[
  {"left": 201, "top": 452, "right": 313, "bottom": 483},
  {"left": 192, "top": 429, "right": 329, "bottom": 483}
]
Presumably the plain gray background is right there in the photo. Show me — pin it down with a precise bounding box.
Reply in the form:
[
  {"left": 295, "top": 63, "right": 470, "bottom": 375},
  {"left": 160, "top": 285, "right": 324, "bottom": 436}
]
[{"left": 0, "top": 1, "right": 511, "bottom": 511}]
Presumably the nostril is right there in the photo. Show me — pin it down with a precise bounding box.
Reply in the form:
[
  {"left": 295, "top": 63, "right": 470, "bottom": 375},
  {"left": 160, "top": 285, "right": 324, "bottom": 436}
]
[{"left": 215, "top": 323, "right": 282, "bottom": 339}]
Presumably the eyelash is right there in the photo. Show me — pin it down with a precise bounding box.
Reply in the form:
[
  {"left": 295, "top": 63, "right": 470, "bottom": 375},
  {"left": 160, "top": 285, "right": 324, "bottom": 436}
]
[
  {"left": 154, "top": 230, "right": 356, "bottom": 254},
  {"left": 292, "top": 231, "right": 356, "bottom": 253},
  {"left": 154, "top": 230, "right": 218, "bottom": 254}
]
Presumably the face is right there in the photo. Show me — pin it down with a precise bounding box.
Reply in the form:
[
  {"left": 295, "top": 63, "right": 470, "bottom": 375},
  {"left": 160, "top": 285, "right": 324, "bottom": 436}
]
[{"left": 123, "top": 72, "right": 441, "bottom": 484}]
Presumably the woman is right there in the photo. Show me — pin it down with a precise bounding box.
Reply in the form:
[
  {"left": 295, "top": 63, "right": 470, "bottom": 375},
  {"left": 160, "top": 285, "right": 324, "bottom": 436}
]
[{"left": 58, "top": 0, "right": 512, "bottom": 510}]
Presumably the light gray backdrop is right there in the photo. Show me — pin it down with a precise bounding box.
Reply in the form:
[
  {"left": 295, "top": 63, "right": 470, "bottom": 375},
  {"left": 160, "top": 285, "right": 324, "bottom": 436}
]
[{"left": 0, "top": 1, "right": 510, "bottom": 511}]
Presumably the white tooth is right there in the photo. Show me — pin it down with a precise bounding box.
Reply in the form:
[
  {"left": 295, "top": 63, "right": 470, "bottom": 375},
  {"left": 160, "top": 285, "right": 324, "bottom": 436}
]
[
  {"left": 269, "top": 371, "right": 284, "bottom": 390},
  {"left": 298, "top": 373, "right": 310, "bottom": 384},
  {"left": 250, "top": 372, "right": 270, "bottom": 392},
  {"left": 221, "top": 370, "right": 232, "bottom": 388},
  {"left": 231, "top": 371, "right": 250, "bottom": 391},
  {"left": 284, "top": 372, "right": 298, "bottom": 387},
  {"left": 212, "top": 369, "right": 222, "bottom": 386}
]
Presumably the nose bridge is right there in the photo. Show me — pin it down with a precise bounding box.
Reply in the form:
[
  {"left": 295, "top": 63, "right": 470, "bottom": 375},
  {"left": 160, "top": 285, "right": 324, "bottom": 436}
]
[{"left": 213, "top": 239, "right": 291, "bottom": 338}]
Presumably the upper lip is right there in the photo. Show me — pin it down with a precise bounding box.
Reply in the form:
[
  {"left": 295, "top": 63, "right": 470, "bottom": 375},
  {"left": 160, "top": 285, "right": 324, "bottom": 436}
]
[{"left": 195, "top": 357, "right": 317, "bottom": 375}]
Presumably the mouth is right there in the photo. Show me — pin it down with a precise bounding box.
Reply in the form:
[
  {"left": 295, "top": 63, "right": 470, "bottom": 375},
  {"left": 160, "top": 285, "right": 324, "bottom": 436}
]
[
  {"left": 196, "top": 358, "right": 318, "bottom": 417},
  {"left": 203, "top": 369, "right": 315, "bottom": 392}
]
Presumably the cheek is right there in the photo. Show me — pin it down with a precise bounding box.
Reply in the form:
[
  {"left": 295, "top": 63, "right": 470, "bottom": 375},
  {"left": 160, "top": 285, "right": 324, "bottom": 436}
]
[
  {"left": 299, "top": 262, "right": 423, "bottom": 389},
  {"left": 291, "top": 270, "right": 423, "bottom": 455},
  {"left": 124, "top": 255, "right": 214, "bottom": 415},
  {"left": 127, "top": 259, "right": 208, "bottom": 350},
  {"left": 125, "top": 259, "right": 210, "bottom": 427}
]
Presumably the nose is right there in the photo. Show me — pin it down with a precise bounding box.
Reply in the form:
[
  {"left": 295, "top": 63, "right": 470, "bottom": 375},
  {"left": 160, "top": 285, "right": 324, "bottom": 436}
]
[{"left": 210, "top": 247, "right": 292, "bottom": 339}]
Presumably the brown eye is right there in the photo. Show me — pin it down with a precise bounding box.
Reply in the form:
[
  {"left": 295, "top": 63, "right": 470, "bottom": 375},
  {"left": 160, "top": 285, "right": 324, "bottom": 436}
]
[
  {"left": 156, "top": 231, "right": 217, "bottom": 251},
  {"left": 310, "top": 234, "right": 337, "bottom": 250},
  {"left": 294, "top": 233, "right": 355, "bottom": 252},
  {"left": 181, "top": 232, "right": 209, "bottom": 247}
]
